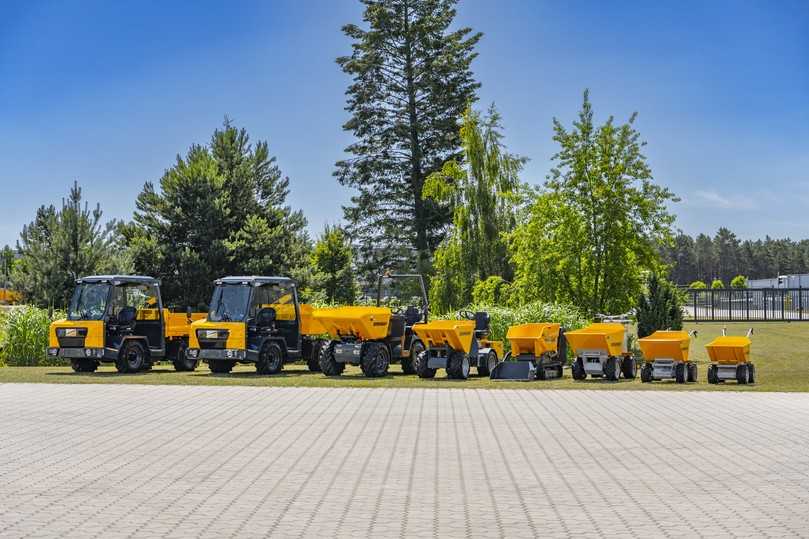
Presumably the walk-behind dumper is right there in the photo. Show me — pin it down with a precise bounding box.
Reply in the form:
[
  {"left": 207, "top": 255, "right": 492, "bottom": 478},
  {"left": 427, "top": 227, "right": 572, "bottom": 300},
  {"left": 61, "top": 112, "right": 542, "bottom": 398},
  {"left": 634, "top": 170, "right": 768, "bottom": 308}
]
[
  {"left": 412, "top": 311, "right": 503, "bottom": 380},
  {"left": 705, "top": 328, "right": 756, "bottom": 384},
  {"left": 188, "top": 276, "right": 328, "bottom": 375},
  {"left": 316, "top": 274, "right": 428, "bottom": 377},
  {"left": 565, "top": 319, "right": 637, "bottom": 381},
  {"left": 49, "top": 275, "right": 206, "bottom": 373},
  {"left": 638, "top": 330, "right": 698, "bottom": 383},
  {"left": 489, "top": 323, "right": 566, "bottom": 381}
]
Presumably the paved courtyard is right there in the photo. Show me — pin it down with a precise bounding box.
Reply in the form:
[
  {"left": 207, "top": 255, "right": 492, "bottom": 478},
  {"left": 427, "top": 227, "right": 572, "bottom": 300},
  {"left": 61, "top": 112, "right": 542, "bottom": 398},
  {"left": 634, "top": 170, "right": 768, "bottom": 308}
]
[{"left": 1, "top": 384, "right": 808, "bottom": 538}]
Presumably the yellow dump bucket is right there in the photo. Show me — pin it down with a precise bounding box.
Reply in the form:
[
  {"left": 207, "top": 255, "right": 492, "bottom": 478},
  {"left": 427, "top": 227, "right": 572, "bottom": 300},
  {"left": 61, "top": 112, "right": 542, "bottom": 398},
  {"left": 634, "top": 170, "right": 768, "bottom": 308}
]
[
  {"left": 299, "top": 304, "right": 327, "bottom": 336},
  {"left": 637, "top": 331, "right": 691, "bottom": 362},
  {"left": 412, "top": 320, "right": 476, "bottom": 354},
  {"left": 313, "top": 306, "right": 392, "bottom": 341},
  {"left": 705, "top": 336, "right": 751, "bottom": 364},
  {"left": 565, "top": 323, "right": 625, "bottom": 356},
  {"left": 507, "top": 323, "right": 560, "bottom": 357}
]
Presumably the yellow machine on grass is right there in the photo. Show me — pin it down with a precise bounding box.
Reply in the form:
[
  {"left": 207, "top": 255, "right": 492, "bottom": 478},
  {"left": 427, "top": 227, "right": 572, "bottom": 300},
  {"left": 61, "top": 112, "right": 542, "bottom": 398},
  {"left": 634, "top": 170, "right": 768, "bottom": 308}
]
[
  {"left": 489, "top": 323, "right": 566, "bottom": 381},
  {"left": 566, "top": 318, "right": 637, "bottom": 381},
  {"left": 638, "top": 330, "right": 698, "bottom": 383},
  {"left": 48, "top": 275, "right": 205, "bottom": 373},
  {"left": 316, "top": 274, "right": 428, "bottom": 377},
  {"left": 187, "top": 276, "right": 328, "bottom": 374},
  {"left": 705, "top": 328, "right": 756, "bottom": 384},
  {"left": 412, "top": 311, "right": 503, "bottom": 380}
]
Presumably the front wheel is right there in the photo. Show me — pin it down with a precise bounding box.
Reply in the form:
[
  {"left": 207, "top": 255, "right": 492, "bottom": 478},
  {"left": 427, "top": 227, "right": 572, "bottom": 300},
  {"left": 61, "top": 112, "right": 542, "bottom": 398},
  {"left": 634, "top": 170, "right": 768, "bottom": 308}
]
[
  {"left": 640, "top": 363, "right": 653, "bottom": 383},
  {"left": 319, "top": 341, "right": 345, "bottom": 376},
  {"left": 621, "top": 356, "right": 637, "bottom": 379},
  {"left": 172, "top": 341, "right": 197, "bottom": 372},
  {"left": 307, "top": 340, "right": 325, "bottom": 372},
  {"left": 401, "top": 340, "right": 423, "bottom": 375},
  {"left": 687, "top": 363, "right": 698, "bottom": 383},
  {"left": 478, "top": 350, "right": 497, "bottom": 377},
  {"left": 415, "top": 350, "right": 436, "bottom": 379},
  {"left": 571, "top": 357, "right": 586, "bottom": 380},
  {"left": 116, "top": 341, "right": 147, "bottom": 373},
  {"left": 256, "top": 341, "right": 285, "bottom": 375},
  {"left": 736, "top": 364, "right": 748, "bottom": 384},
  {"left": 747, "top": 363, "right": 756, "bottom": 384},
  {"left": 675, "top": 362, "right": 686, "bottom": 384},
  {"left": 360, "top": 342, "right": 390, "bottom": 377},
  {"left": 447, "top": 351, "right": 470, "bottom": 380},
  {"left": 604, "top": 356, "right": 619, "bottom": 381},
  {"left": 707, "top": 364, "right": 718, "bottom": 384}
]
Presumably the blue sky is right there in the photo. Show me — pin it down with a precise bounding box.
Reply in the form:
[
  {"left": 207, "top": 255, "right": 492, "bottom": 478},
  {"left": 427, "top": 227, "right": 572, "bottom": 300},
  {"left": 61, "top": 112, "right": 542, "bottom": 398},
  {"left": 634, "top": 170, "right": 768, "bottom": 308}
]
[{"left": 1, "top": 0, "right": 807, "bottom": 248}]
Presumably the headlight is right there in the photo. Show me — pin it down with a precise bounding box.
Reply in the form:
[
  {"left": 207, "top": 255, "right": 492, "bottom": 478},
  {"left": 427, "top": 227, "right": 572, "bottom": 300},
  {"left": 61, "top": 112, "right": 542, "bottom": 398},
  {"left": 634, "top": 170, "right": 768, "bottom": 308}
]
[
  {"left": 47, "top": 347, "right": 59, "bottom": 356},
  {"left": 84, "top": 349, "right": 93, "bottom": 357},
  {"left": 187, "top": 348, "right": 199, "bottom": 358}
]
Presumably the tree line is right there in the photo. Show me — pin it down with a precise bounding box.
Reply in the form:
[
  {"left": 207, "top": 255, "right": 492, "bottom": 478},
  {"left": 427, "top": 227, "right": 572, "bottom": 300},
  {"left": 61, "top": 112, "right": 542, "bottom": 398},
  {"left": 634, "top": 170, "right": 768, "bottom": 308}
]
[{"left": 5, "top": 0, "right": 700, "bottom": 317}]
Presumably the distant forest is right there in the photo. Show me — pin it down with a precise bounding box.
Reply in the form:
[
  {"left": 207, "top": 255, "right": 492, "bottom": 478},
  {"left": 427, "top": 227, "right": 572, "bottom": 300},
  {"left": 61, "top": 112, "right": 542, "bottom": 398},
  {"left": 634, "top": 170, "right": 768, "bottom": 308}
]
[{"left": 662, "top": 227, "right": 809, "bottom": 285}]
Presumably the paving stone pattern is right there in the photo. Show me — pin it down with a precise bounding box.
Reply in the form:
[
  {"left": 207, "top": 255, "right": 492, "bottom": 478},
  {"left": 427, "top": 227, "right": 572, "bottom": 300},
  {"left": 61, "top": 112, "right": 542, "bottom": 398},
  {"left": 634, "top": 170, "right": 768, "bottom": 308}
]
[{"left": 1, "top": 383, "right": 808, "bottom": 538}]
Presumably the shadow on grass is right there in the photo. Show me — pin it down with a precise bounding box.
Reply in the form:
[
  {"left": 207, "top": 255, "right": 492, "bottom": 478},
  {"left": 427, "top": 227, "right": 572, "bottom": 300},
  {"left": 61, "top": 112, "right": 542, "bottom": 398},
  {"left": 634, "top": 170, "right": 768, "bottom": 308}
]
[{"left": 47, "top": 368, "right": 179, "bottom": 378}]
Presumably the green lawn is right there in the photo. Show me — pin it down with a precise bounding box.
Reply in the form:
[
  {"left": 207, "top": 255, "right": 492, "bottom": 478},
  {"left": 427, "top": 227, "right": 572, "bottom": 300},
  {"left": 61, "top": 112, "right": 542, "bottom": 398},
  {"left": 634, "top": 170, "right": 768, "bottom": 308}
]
[{"left": 1, "top": 322, "right": 806, "bottom": 391}]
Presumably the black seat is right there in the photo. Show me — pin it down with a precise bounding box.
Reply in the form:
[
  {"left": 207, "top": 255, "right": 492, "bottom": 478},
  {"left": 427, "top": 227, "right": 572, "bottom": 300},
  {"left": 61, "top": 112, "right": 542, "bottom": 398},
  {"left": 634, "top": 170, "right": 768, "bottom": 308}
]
[
  {"left": 117, "top": 306, "right": 136, "bottom": 325},
  {"left": 474, "top": 311, "right": 490, "bottom": 337},
  {"left": 404, "top": 305, "right": 421, "bottom": 326}
]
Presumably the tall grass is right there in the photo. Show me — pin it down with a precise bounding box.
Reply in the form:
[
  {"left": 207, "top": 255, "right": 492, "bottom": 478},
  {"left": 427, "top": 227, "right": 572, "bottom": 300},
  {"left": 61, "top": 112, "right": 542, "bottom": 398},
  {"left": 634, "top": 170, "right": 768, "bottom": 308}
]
[{"left": 1, "top": 306, "right": 66, "bottom": 366}]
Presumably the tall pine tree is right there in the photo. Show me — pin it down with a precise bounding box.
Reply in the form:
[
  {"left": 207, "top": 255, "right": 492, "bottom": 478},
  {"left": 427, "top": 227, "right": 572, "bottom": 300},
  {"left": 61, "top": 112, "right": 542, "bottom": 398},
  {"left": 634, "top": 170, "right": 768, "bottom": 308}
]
[{"left": 336, "top": 0, "right": 481, "bottom": 280}]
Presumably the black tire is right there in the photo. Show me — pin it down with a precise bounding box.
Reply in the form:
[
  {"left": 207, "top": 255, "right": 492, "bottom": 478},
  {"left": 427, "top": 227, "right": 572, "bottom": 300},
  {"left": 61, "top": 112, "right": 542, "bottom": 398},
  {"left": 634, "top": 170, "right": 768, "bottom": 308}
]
[
  {"left": 687, "top": 363, "right": 697, "bottom": 383},
  {"left": 747, "top": 363, "right": 756, "bottom": 384},
  {"left": 621, "top": 356, "right": 637, "bottom": 380},
  {"left": 556, "top": 365, "right": 564, "bottom": 379},
  {"left": 478, "top": 350, "right": 497, "bottom": 377},
  {"left": 707, "top": 364, "right": 718, "bottom": 384},
  {"left": 360, "top": 342, "right": 390, "bottom": 377},
  {"left": 447, "top": 351, "right": 470, "bottom": 380},
  {"left": 172, "top": 341, "right": 197, "bottom": 372},
  {"left": 209, "top": 360, "right": 235, "bottom": 374},
  {"left": 736, "top": 363, "right": 748, "bottom": 384},
  {"left": 256, "top": 341, "right": 285, "bottom": 375},
  {"left": 640, "top": 363, "right": 653, "bottom": 383},
  {"left": 307, "top": 340, "right": 325, "bottom": 372},
  {"left": 675, "top": 362, "right": 686, "bottom": 384},
  {"left": 415, "top": 350, "right": 436, "bottom": 379},
  {"left": 116, "top": 340, "right": 147, "bottom": 373},
  {"left": 402, "top": 340, "right": 423, "bottom": 375},
  {"left": 571, "top": 357, "right": 586, "bottom": 380},
  {"left": 536, "top": 357, "right": 547, "bottom": 381},
  {"left": 319, "top": 341, "right": 345, "bottom": 376},
  {"left": 605, "top": 356, "right": 619, "bottom": 381},
  {"left": 71, "top": 359, "right": 98, "bottom": 373}
]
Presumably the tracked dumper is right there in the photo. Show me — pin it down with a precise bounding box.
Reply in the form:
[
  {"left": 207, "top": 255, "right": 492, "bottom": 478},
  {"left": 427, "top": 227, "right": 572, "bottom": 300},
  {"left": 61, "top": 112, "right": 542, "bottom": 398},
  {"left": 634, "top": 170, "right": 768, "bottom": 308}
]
[{"left": 490, "top": 323, "right": 566, "bottom": 381}]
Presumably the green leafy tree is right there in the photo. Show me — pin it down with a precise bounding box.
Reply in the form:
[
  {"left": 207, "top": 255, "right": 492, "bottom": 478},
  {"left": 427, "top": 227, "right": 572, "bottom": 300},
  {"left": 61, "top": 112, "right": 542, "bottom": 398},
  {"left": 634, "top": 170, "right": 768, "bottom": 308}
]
[
  {"left": 635, "top": 273, "right": 683, "bottom": 338},
  {"left": 731, "top": 275, "right": 747, "bottom": 288},
  {"left": 336, "top": 0, "right": 482, "bottom": 278},
  {"left": 424, "top": 105, "right": 525, "bottom": 311},
  {"left": 122, "top": 120, "right": 309, "bottom": 308},
  {"left": 714, "top": 227, "right": 741, "bottom": 284},
  {"left": 711, "top": 279, "right": 725, "bottom": 289},
  {"left": 511, "top": 91, "right": 677, "bottom": 315},
  {"left": 688, "top": 280, "right": 707, "bottom": 289},
  {"left": 13, "top": 182, "right": 122, "bottom": 308},
  {"left": 693, "top": 233, "right": 716, "bottom": 283},
  {"left": 471, "top": 275, "right": 512, "bottom": 306},
  {"left": 309, "top": 225, "right": 356, "bottom": 304}
]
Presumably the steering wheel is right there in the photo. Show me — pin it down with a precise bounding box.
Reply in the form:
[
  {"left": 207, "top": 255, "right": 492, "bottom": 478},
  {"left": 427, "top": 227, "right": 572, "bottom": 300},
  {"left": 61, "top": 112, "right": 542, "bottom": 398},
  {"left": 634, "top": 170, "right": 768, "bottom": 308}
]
[
  {"left": 391, "top": 306, "right": 405, "bottom": 315},
  {"left": 458, "top": 310, "right": 476, "bottom": 320}
]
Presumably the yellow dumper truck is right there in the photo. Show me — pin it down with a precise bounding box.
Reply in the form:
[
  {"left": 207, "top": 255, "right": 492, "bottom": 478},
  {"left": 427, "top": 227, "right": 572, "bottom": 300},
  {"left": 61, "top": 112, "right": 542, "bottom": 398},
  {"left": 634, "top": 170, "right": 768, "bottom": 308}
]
[
  {"left": 48, "top": 275, "right": 205, "bottom": 373},
  {"left": 565, "top": 320, "right": 637, "bottom": 381},
  {"left": 187, "top": 276, "right": 328, "bottom": 374}
]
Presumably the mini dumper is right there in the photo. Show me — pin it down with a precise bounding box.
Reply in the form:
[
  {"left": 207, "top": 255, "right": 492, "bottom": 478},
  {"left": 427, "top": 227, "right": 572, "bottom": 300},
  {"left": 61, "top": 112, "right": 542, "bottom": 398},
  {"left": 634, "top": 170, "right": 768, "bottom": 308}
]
[
  {"left": 705, "top": 328, "right": 756, "bottom": 384},
  {"left": 412, "top": 311, "right": 503, "bottom": 380},
  {"left": 565, "top": 319, "right": 637, "bottom": 381},
  {"left": 489, "top": 323, "right": 566, "bottom": 381},
  {"left": 637, "top": 330, "right": 698, "bottom": 383}
]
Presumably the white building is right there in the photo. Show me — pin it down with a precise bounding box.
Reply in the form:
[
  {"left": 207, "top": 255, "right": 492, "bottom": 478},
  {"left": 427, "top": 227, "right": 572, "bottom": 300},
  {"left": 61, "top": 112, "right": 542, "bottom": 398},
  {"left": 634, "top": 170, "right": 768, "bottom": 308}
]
[{"left": 747, "top": 274, "right": 809, "bottom": 288}]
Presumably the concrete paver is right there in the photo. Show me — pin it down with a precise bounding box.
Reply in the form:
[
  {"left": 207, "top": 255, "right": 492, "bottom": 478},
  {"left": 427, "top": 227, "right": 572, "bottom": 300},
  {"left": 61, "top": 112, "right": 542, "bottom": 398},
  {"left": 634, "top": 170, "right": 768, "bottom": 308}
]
[{"left": 1, "top": 384, "right": 808, "bottom": 538}]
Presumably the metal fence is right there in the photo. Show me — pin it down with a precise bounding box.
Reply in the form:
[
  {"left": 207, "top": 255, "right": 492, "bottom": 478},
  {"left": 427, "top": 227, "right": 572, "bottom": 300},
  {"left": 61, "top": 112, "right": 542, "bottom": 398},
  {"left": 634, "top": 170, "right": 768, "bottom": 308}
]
[{"left": 685, "top": 288, "right": 809, "bottom": 322}]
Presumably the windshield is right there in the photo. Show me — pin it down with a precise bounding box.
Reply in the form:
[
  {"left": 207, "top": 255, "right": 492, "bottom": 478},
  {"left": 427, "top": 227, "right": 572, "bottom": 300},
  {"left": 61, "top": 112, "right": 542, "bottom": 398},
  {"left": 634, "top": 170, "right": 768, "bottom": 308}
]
[
  {"left": 377, "top": 276, "right": 426, "bottom": 311},
  {"left": 208, "top": 284, "right": 251, "bottom": 322},
  {"left": 68, "top": 283, "right": 110, "bottom": 320}
]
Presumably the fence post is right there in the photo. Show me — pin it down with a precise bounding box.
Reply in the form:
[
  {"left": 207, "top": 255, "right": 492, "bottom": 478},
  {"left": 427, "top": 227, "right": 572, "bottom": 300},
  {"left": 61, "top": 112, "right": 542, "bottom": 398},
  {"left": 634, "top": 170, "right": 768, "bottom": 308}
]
[
  {"left": 711, "top": 288, "right": 715, "bottom": 321},
  {"left": 800, "top": 287, "right": 803, "bottom": 321},
  {"left": 764, "top": 289, "right": 767, "bottom": 321},
  {"left": 693, "top": 290, "right": 698, "bottom": 321},
  {"left": 746, "top": 288, "right": 750, "bottom": 321}
]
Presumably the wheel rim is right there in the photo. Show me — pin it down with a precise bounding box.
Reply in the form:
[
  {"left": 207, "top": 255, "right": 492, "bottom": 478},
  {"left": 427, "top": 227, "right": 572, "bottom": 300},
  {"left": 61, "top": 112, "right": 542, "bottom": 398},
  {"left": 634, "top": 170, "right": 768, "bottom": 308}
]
[
  {"left": 461, "top": 356, "right": 470, "bottom": 378},
  {"left": 127, "top": 347, "right": 142, "bottom": 369},
  {"left": 487, "top": 352, "right": 496, "bottom": 372}
]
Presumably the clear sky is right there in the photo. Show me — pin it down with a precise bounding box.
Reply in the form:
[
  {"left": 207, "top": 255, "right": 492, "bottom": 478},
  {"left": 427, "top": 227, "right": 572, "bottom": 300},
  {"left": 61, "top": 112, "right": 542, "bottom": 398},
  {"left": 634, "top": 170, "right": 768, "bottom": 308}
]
[{"left": 1, "top": 0, "right": 807, "bottom": 248}]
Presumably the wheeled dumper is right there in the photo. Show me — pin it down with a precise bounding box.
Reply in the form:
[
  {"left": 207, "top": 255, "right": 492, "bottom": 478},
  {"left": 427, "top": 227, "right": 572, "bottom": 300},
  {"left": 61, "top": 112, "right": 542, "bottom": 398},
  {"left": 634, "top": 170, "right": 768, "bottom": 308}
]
[
  {"left": 489, "top": 323, "right": 566, "bottom": 381},
  {"left": 412, "top": 311, "right": 503, "bottom": 380},
  {"left": 705, "top": 328, "right": 756, "bottom": 384},
  {"left": 637, "top": 330, "right": 697, "bottom": 383},
  {"left": 565, "top": 321, "right": 637, "bottom": 381}
]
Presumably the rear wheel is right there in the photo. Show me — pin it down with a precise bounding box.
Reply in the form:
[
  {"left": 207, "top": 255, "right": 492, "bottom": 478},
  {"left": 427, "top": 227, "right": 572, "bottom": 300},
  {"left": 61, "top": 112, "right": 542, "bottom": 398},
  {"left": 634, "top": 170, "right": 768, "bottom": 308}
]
[
  {"left": 447, "top": 351, "right": 470, "bottom": 380},
  {"left": 707, "top": 364, "right": 718, "bottom": 384},
  {"left": 621, "top": 356, "right": 637, "bottom": 379},
  {"left": 747, "top": 363, "right": 756, "bottom": 384},
  {"left": 402, "top": 340, "right": 423, "bottom": 375},
  {"left": 319, "top": 341, "right": 344, "bottom": 376},
  {"left": 116, "top": 341, "right": 146, "bottom": 373},
  {"left": 307, "top": 339, "right": 325, "bottom": 372},
  {"left": 736, "top": 364, "right": 748, "bottom": 384},
  {"left": 256, "top": 341, "right": 284, "bottom": 375},
  {"left": 640, "top": 363, "right": 653, "bottom": 383},
  {"left": 478, "top": 350, "right": 497, "bottom": 377},
  {"left": 172, "top": 341, "right": 197, "bottom": 372},
  {"left": 415, "top": 350, "right": 436, "bottom": 379},
  {"left": 360, "top": 342, "right": 390, "bottom": 377},
  {"left": 605, "top": 356, "right": 619, "bottom": 381},
  {"left": 209, "top": 360, "right": 235, "bottom": 374},
  {"left": 71, "top": 359, "right": 98, "bottom": 373},
  {"left": 675, "top": 362, "right": 686, "bottom": 384},
  {"left": 571, "top": 357, "right": 586, "bottom": 380},
  {"left": 687, "top": 363, "right": 698, "bottom": 383}
]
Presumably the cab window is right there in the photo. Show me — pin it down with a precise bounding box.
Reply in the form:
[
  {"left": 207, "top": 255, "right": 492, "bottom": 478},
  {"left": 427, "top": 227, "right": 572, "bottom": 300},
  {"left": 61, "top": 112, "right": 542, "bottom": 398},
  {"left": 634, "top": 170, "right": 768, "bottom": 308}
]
[{"left": 249, "top": 283, "right": 297, "bottom": 321}]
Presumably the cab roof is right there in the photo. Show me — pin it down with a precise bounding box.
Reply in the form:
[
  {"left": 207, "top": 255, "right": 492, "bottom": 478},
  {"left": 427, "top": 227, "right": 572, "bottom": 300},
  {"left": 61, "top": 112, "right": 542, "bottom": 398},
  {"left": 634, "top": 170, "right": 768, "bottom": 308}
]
[
  {"left": 215, "top": 276, "right": 295, "bottom": 286},
  {"left": 77, "top": 275, "right": 159, "bottom": 285}
]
